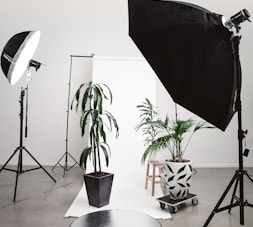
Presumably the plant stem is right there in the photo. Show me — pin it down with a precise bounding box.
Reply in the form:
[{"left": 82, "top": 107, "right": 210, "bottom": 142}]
[{"left": 97, "top": 141, "right": 102, "bottom": 173}]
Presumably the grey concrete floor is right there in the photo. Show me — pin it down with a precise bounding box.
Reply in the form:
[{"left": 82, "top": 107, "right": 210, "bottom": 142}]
[{"left": 0, "top": 166, "right": 253, "bottom": 227}]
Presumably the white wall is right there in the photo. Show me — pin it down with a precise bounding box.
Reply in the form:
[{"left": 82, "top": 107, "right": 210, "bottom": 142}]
[{"left": 0, "top": 0, "right": 253, "bottom": 168}]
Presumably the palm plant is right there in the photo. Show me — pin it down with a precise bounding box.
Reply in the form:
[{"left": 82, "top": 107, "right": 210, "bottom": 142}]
[
  {"left": 71, "top": 81, "right": 119, "bottom": 175},
  {"left": 135, "top": 98, "right": 162, "bottom": 146},
  {"left": 142, "top": 117, "right": 213, "bottom": 163}
]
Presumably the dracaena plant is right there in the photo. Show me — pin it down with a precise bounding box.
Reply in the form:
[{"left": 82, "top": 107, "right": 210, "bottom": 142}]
[{"left": 71, "top": 81, "right": 119, "bottom": 175}]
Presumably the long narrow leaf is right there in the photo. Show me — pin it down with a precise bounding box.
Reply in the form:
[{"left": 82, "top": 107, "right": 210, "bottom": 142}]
[
  {"left": 80, "top": 146, "right": 93, "bottom": 169},
  {"left": 100, "top": 143, "right": 110, "bottom": 167}
]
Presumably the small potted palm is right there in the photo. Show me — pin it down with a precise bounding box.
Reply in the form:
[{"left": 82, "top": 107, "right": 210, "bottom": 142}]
[
  {"left": 71, "top": 81, "right": 119, "bottom": 208},
  {"left": 143, "top": 116, "right": 213, "bottom": 199},
  {"left": 137, "top": 99, "right": 213, "bottom": 200}
]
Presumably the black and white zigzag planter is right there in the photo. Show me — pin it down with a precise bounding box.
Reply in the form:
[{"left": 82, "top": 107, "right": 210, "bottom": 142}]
[{"left": 162, "top": 159, "right": 193, "bottom": 200}]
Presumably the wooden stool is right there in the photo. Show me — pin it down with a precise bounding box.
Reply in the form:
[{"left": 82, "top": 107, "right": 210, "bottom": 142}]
[{"left": 145, "top": 160, "right": 164, "bottom": 196}]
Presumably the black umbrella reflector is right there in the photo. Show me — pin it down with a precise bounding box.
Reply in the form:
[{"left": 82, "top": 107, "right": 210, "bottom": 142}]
[
  {"left": 1, "top": 31, "right": 41, "bottom": 85},
  {"left": 128, "top": 0, "right": 236, "bottom": 131}
]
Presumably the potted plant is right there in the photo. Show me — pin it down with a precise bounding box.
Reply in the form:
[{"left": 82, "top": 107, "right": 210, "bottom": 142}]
[
  {"left": 71, "top": 81, "right": 119, "bottom": 208},
  {"left": 135, "top": 98, "right": 162, "bottom": 148},
  {"left": 141, "top": 108, "right": 213, "bottom": 200}
]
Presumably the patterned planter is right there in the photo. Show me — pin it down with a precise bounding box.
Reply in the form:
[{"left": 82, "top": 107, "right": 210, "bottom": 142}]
[{"left": 162, "top": 159, "right": 193, "bottom": 200}]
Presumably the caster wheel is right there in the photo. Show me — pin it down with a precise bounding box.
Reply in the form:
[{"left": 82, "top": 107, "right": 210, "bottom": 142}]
[
  {"left": 192, "top": 198, "right": 198, "bottom": 206},
  {"left": 172, "top": 206, "right": 178, "bottom": 213},
  {"left": 160, "top": 202, "right": 166, "bottom": 210}
]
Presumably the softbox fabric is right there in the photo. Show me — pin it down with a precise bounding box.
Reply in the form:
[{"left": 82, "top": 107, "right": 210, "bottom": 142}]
[{"left": 128, "top": 0, "right": 236, "bottom": 131}]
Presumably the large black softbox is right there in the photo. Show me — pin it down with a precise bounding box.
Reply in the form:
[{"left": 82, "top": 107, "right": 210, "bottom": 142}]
[{"left": 128, "top": 0, "right": 236, "bottom": 131}]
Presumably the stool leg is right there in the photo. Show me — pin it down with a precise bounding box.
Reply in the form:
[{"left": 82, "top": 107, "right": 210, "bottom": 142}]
[
  {"left": 145, "top": 162, "right": 150, "bottom": 189},
  {"left": 152, "top": 164, "right": 156, "bottom": 196}
]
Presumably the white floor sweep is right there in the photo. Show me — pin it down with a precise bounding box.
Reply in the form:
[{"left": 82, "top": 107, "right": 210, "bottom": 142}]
[{"left": 65, "top": 178, "right": 171, "bottom": 219}]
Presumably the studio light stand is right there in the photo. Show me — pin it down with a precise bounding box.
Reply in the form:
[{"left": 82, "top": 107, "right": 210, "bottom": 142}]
[
  {"left": 0, "top": 61, "right": 56, "bottom": 202},
  {"left": 204, "top": 10, "right": 253, "bottom": 226},
  {"left": 128, "top": 1, "right": 252, "bottom": 226},
  {"left": 0, "top": 31, "right": 56, "bottom": 202},
  {"left": 52, "top": 54, "right": 94, "bottom": 176}
]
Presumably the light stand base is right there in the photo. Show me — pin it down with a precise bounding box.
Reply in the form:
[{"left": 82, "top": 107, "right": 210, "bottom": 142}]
[
  {"left": 203, "top": 169, "right": 253, "bottom": 226},
  {"left": 0, "top": 146, "right": 56, "bottom": 202},
  {"left": 52, "top": 152, "right": 80, "bottom": 177}
]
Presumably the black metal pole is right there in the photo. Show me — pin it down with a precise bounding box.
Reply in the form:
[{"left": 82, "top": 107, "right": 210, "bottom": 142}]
[
  {"left": 234, "top": 35, "right": 245, "bottom": 225},
  {"left": 0, "top": 85, "right": 56, "bottom": 202},
  {"left": 19, "top": 89, "right": 25, "bottom": 173},
  {"left": 14, "top": 89, "right": 25, "bottom": 201}
]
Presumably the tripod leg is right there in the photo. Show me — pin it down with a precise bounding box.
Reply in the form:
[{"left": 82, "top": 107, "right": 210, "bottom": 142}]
[
  {"left": 67, "top": 152, "right": 79, "bottom": 166},
  {"left": 246, "top": 172, "right": 253, "bottom": 183},
  {"left": 203, "top": 172, "right": 238, "bottom": 227},
  {"left": 0, "top": 148, "right": 19, "bottom": 172},
  {"left": 63, "top": 152, "right": 68, "bottom": 177},
  {"left": 52, "top": 152, "right": 80, "bottom": 176},
  {"left": 64, "top": 153, "right": 80, "bottom": 176},
  {"left": 24, "top": 147, "right": 56, "bottom": 182},
  {"left": 239, "top": 171, "right": 245, "bottom": 225},
  {"left": 51, "top": 152, "right": 66, "bottom": 171},
  {"left": 228, "top": 177, "right": 239, "bottom": 213},
  {"left": 13, "top": 150, "right": 22, "bottom": 202},
  {"left": 243, "top": 171, "right": 253, "bottom": 209}
]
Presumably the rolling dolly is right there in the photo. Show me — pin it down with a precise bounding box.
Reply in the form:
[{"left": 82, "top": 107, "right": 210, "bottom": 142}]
[{"left": 157, "top": 193, "right": 198, "bottom": 213}]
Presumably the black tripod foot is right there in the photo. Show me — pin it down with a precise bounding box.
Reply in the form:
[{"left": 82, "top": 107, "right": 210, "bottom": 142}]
[
  {"left": 0, "top": 146, "right": 56, "bottom": 202},
  {"left": 203, "top": 170, "right": 253, "bottom": 226}
]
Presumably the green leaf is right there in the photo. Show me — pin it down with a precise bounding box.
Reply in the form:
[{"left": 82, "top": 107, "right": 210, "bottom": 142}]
[
  {"left": 100, "top": 143, "right": 110, "bottom": 167},
  {"left": 80, "top": 146, "right": 93, "bottom": 169}
]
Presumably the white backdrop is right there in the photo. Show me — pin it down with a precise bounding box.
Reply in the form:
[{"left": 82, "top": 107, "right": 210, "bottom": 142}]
[{"left": 86, "top": 56, "right": 156, "bottom": 179}]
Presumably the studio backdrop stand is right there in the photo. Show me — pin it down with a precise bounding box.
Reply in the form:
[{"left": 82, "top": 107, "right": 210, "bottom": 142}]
[
  {"left": 52, "top": 54, "right": 93, "bottom": 176},
  {"left": 203, "top": 33, "right": 253, "bottom": 227},
  {"left": 0, "top": 67, "right": 56, "bottom": 202}
]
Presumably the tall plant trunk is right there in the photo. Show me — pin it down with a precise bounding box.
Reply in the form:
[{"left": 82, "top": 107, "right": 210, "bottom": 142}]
[
  {"left": 97, "top": 141, "right": 102, "bottom": 173},
  {"left": 93, "top": 139, "right": 97, "bottom": 172},
  {"left": 177, "top": 141, "right": 183, "bottom": 162}
]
